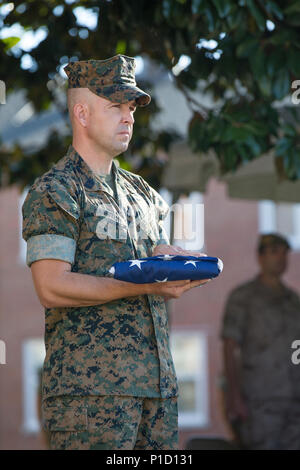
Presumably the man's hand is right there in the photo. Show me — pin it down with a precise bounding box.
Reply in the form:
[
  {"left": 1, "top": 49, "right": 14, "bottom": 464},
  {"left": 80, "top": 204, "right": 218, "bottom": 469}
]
[
  {"left": 226, "top": 391, "right": 249, "bottom": 422},
  {"left": 150, "top": 244, "right": 211, "bottom": 300},
  {"left": 147, "top": 278, "right": 211, "bottom": 300},
  {"left": 148, "top": 242, "right": 212, "bottom": 298},
  {"left": 152, "top": 243, "right": 207, "bottom": 258}
]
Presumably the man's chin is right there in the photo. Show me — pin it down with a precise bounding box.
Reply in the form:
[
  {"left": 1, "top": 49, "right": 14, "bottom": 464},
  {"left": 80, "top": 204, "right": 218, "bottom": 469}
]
[{"left": 112, "top": 143, "right": 129, "bottom": 157}]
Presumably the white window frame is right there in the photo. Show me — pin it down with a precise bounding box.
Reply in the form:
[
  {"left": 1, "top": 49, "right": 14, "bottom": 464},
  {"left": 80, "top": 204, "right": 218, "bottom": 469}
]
[
  {"left": 170, "top": 329, "right": 209, "bottom": 429},
  {"left": 22, "top": 338, "right": 45, "bottom": 434},
  {"left": 160, "top": 188, "right": 205, "bottom": 251},
  {"left": 258, "top": 200, "right": 300, "bottom": 251}
]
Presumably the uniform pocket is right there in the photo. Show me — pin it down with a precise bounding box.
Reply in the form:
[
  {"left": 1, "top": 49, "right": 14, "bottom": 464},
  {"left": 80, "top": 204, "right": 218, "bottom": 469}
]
[
  {"left": 85, "top": 215, "right": 128, "bottom": 243},
  {"left": 42, "top": 406, "right": 88, "bottom": 431},
  {"left": 80, "top": 215, "right": 131, "bottom": 269}
]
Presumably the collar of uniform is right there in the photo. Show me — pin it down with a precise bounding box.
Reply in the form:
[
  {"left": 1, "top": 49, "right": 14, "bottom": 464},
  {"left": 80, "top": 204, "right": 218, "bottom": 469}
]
[
  {"left": 254, "top": 273, "right": 290, "bottom": 298},
  {"left": 67, "top": 144, "right": 121, "bottom": 193}
]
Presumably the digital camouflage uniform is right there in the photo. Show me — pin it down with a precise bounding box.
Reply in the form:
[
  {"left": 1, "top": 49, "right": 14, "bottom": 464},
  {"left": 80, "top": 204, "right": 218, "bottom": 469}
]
[
  {"left": 221, "top": 274, "right": 300, "bottom": 450},
  {"left": 22, "top": 55, "right": 178, "bottom": 450},
  {"left": 64, "top": 54, "right": 151, "bottom": 106}
]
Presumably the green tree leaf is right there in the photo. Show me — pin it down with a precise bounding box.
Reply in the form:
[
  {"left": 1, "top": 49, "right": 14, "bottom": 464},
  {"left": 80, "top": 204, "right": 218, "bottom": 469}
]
[
  {"left": 1, "top": 36, "right": 20, "bottom": 51},
  {"left": 272, "top": 68, "right": 290, "bottom": 99},
  {"left": 212, "top": 0, "right": 232, "bottom": 18},
  {"left": 245, "top": 0, "right": 266, "bottom": 31}
]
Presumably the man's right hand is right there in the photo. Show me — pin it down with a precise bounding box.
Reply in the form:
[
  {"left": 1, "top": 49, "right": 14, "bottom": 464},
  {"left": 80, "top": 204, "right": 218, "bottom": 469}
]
[
  {"left": 146, "top": 278, "right": 212, "bottom": 300},
  {"left": 226, "top": 392, "right": 249, "bottom": 422}
]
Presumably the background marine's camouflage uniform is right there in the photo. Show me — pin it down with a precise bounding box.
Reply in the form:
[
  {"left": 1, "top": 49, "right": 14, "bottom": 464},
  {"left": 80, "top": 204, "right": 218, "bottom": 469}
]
[
  {"left": 221, "top": 275, "right": 300, "bottom": 449},
  {"left": 22, "top": 54, "right": 178, "bottom": 450}
]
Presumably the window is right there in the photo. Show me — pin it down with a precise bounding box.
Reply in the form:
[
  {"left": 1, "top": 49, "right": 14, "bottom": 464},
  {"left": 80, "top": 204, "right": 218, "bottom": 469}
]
[
  {"left": 22, "top": 338, "right": 45, "bottom": 434},
  {"left": 159, "top": 187, "right": 172, "bottom": 242},
  {"left": 170, "top": 330, "right": 209, "bottom": 428},
  {"left": 160, "top": 188, "right": 205, "bottom": 251},
  {"left": 258, "top": 200, "right": 300, "bottom": 251}
]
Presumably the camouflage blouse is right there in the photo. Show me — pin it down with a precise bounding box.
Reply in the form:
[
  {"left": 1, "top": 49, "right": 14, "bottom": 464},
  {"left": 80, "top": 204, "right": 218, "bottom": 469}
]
[
  {"left": 221, "top": 275, "right": 300, "bottom": 400},
  {"left": 22, "top": 145, "right": 178, "bottom": 400}
]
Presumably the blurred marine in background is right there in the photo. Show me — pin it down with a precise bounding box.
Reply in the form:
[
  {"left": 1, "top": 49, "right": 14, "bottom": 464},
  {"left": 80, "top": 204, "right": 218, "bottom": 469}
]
[{"left": 221, "top": 233, "right": 300, "bottom": 450}]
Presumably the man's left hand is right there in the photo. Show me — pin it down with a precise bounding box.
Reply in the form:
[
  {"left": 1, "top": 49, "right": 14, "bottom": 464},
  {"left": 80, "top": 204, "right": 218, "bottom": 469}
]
[
  {"left": 152, "top": 244, "right": 211, "bottom": 300},
  {"left": 152, "top": 244, "right": 207, "bottom": 258}
]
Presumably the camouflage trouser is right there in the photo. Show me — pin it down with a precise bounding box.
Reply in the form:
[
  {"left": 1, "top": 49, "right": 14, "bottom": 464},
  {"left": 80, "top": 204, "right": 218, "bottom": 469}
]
[
  {"left": 236, "top": 398, "right": 300, "bottom": 450},
  {"left": 42, "top": 395, "right": 178, "bottom": 450}
]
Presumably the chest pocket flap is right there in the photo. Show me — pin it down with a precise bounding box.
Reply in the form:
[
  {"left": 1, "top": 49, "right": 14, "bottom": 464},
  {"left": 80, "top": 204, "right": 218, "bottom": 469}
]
[{"left": 47, "top": 181, "right": 80, "bottom": 220}]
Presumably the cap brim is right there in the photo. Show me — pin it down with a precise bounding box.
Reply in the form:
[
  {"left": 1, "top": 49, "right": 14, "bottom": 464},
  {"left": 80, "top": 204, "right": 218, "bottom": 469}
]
[{"left": 88, "top": 84, "right": 151, "bottom": 107}]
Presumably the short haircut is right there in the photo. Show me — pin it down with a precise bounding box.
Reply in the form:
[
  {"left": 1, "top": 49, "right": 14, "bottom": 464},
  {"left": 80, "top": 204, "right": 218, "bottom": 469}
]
[{"left": 257, "top": 233, "right": 290, "bottom": 255}]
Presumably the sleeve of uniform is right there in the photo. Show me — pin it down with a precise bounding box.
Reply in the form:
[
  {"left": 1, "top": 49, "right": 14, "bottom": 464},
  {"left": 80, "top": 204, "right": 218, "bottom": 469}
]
[
  {"left": 22, "top": 181, "right": 80, "bottom": 267},
  {"left": 220, "top": 289, "right": 247, "bottom": 346}
]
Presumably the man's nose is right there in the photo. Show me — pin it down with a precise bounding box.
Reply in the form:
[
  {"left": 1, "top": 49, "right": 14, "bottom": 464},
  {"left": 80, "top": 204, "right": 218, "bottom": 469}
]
[{"left": 121, "top": 108, "right": 134, "bottom": 124}]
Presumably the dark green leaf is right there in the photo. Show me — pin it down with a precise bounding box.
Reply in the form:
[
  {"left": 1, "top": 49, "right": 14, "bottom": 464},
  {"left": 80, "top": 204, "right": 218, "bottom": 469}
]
[
  {"left": 212, "top": 0, "right": 232, "bottom": 18},
  {"left": 236, "top": 38, "right": 259, "bottom": 58},
  {"left": 282, "top": 124, "right": 297, "bottom": 137},
  {"left": 245, "top": 135, "right": 262, "bottom": 156},
  {"left": 265, "top": 1, "right": 284, "bottom": 20},
  {"left": 275, "top": 137, "right": 293, "bottom": 156},
  {"left": 272, "top": 68, "right": 290, "bottom": 99},
  {"left": 245, "top": 0, "right": 266, "bottom": 31},
  {"left": 191, "top": 0, "right": 204, "bottom": 14},
  {"left": 250, "top": 46, "right": 265, "bottom": 77},
  {"left": 284, "top": 2, "right": 300, "bottom": 15},
  {"left": 258, "top": 75, "right": 272, "bottom": 97},
  {"left": 204, "top": 7, "right": 215, "bottom": 32}
]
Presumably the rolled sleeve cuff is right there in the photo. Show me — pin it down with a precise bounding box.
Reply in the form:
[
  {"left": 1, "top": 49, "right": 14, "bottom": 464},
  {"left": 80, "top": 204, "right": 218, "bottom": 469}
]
[{"left": 26, "top": 234, "right": 76, "bottom": 267}]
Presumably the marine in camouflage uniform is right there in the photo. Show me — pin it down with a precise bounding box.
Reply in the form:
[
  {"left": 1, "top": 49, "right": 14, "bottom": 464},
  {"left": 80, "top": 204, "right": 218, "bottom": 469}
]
[
  {"left": 221, "top": 234, "right": 300, "bottom": 450},
  {"left": 22, "top": 55, "right": 178, "bottom": 450}
]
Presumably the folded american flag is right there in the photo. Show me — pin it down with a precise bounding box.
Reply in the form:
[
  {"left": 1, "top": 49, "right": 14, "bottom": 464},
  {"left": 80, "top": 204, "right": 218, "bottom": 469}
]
[{"left": 108, "top": 255, "right": 223, "bottom": 284}]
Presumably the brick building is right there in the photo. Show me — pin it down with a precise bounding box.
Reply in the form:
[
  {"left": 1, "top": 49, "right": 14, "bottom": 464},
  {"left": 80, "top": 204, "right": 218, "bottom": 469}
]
[
  {"left": 1, "top": 59, "right": 300, "bottom": 450},
  {"left": 1, "top": 173, "right": 300, "bottom": 449}
]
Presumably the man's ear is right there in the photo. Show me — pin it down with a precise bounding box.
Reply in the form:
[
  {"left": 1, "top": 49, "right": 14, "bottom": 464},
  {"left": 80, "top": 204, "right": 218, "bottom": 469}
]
[{"left": 73, "top": 102, "right": 89, "bottom": 128}]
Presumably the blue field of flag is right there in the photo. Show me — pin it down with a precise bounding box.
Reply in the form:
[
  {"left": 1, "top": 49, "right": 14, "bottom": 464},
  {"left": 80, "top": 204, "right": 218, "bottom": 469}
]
[{"left": 109, "top": 255, "right": 223, "bottom": 284}]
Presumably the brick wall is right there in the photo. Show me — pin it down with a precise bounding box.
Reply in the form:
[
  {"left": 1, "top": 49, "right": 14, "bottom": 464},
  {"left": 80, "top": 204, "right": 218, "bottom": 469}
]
[{"left": 1, "top": 179, "right": 300, "bottom": 450}]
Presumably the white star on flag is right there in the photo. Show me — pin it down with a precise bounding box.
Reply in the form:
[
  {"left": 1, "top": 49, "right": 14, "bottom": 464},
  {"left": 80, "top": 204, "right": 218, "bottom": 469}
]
[
  {"left": 155, "top": 277, "right": 169, "bottom": 282},
  {"left": 157, "top": 254, "right": 174, "bottom": 260},
  {"left": 184, "top": 260, "right": 199, "bottom": 268},
  {"left": 129, "top": 260, "right": 147, "bottom": 270}
]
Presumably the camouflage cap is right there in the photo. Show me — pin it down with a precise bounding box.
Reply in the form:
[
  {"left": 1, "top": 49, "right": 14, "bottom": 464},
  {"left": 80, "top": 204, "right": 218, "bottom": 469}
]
[
  {"left": 64, "top": 54, "right": 151, "bottom": 107},
  {"left": 257, "top": 233, "right": 290, "bottom": 254}
]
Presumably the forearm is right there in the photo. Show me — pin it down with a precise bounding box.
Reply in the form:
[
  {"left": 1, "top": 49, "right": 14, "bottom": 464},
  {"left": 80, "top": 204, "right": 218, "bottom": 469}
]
[
  {"left": 44, "top": 271, "right": 150, "bottom": 308},
  {"left": 223, "top": 340, "right": 242, "bottom": 397}
]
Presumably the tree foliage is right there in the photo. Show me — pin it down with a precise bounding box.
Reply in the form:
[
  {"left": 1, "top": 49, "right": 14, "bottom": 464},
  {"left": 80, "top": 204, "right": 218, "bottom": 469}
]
[{"left": 1, "top": 0, "right": 300, "bottom": 190}]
